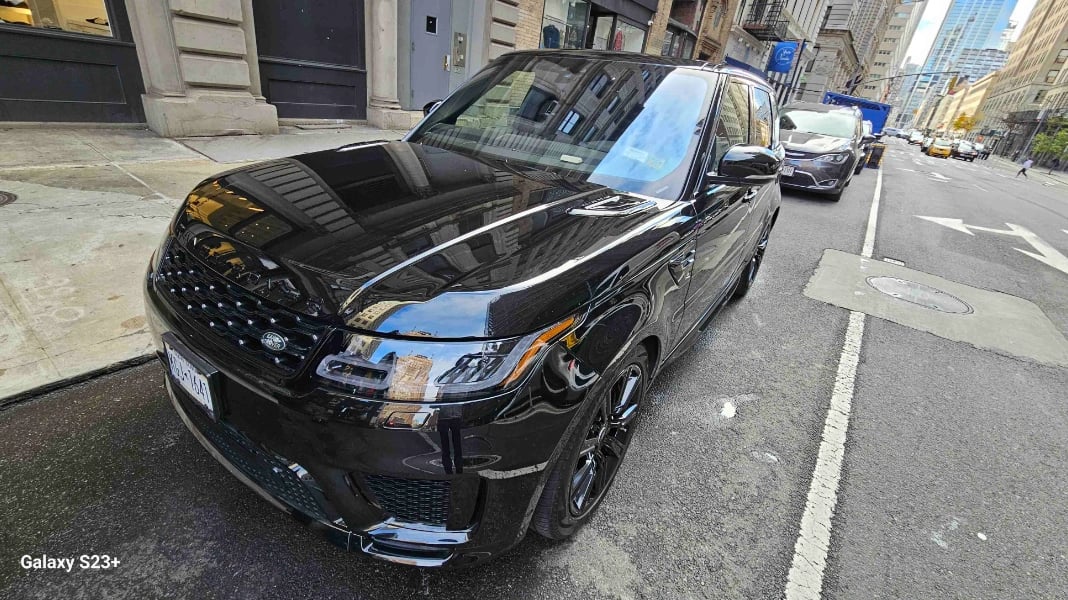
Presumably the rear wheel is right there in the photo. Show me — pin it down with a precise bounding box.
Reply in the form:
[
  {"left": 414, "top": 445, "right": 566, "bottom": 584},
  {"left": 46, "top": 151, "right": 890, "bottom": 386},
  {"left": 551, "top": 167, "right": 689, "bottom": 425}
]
[{"left": 531, "top": 345, "right": 649, "bottom": 540}]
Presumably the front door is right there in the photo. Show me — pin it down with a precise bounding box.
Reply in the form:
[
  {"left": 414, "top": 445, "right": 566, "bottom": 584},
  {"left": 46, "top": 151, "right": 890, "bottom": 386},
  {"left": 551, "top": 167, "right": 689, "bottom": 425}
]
[
  {"left": 679, "top": 79, "right": 753, "bottom": 333},
  {"left": 254, "top": 0, "right": 367, "bottom": 119},
  {"left": 0, "top": 0, "right": 144, "bottom": 122},
  {"left": 410, "top": 0, "right": 452, "bottom": 109}
]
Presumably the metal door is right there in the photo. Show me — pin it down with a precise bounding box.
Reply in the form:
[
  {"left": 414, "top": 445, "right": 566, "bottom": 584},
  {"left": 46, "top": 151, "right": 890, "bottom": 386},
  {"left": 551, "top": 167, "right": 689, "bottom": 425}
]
[
  {"left": 254, "top": 0, "right": 366, "bottom": 119},
  {"left": 410, "top": 0, "right": 452, "bottom": 108}
]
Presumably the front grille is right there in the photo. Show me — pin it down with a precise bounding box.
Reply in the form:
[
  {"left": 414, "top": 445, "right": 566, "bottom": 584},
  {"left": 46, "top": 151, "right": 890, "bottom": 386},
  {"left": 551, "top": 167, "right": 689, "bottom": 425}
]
[
  {"left": 155, "top": 243, "right": 328, "bottom": 374},
  {"left": 184, "top": 396, "right": 328, "bottom": 522},
  {"left": 364, "top": 475, "right": 450, "bottom": 526}
]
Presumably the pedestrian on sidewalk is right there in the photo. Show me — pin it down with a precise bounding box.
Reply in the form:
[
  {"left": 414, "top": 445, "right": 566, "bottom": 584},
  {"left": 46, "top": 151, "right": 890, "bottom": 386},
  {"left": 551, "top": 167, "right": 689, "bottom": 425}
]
[{"left": 1016, "top": 158, "right": 1033, "bottom": 177}]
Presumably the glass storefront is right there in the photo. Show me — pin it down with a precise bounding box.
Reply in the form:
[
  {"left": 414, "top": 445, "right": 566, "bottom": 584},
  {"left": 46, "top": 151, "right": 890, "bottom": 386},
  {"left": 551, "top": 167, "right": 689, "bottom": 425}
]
[
  {"left": 541, "top": 0, "right": 589, "bottom": 49},
  {"left": 661, "top": 26, "right": 695, "bottom": 59},
  {"left": 0, "top": 0, "right": 113, "bottom": 37},
  {"left": 540, "top": 0, "right": 646, "bottom": 52}
]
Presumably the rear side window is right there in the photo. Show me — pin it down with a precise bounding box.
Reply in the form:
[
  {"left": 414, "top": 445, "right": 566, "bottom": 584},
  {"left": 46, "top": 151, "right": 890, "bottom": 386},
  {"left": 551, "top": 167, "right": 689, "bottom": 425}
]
[
  {"left": 710, "top": 81, "right": 751, "bottom": 173},
  {"left": 751, "top": 87, "right": 776, "bottom": 147}
]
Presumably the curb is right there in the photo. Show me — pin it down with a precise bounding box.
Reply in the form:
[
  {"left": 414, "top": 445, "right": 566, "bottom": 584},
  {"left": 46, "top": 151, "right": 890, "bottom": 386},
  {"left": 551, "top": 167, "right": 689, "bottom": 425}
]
[{"left": 0, "top": 353, "right": 156, "bottom": 411}]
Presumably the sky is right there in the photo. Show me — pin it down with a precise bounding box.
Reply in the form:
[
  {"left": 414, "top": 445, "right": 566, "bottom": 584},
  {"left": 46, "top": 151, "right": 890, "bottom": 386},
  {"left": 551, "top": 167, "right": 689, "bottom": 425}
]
[{"left": 902, "top": 0, "right": 1038, "bottom": 68}]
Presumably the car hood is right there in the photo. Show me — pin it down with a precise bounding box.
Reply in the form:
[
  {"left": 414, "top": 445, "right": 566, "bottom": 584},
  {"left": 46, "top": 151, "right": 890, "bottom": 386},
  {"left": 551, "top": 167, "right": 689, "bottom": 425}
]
[
  {"left": 781, "top": 131, "right": 852, "bottom": 154},
  {"left": 172, "top": 141, "right": 684, "bottom": 339}
]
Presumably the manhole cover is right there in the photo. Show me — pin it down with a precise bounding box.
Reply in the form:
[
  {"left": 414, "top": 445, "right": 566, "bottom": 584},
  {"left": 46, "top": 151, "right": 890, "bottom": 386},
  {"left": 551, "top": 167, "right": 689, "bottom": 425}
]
[
  {"left": 866, "top": 276, "right": 973, "bottom": 314},
  {"left": 0, "top": 191, "right": 16, "bottom": 207}
]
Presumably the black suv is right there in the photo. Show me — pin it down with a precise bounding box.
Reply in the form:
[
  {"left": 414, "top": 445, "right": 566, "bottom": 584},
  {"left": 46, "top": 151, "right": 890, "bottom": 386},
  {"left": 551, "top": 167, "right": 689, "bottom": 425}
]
[
  {"left": 145, "top": 50, "right": 783, "bottom": 567},
  {"left": 778, "top": 102, "right": 870, "bottom": 200}
]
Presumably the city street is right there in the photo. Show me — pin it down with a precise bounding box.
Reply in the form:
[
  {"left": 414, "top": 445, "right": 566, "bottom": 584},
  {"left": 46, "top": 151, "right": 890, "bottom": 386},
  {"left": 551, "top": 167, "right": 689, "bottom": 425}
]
[{"left": 2, "top": 139, "right": 1066, "bottom": 599}]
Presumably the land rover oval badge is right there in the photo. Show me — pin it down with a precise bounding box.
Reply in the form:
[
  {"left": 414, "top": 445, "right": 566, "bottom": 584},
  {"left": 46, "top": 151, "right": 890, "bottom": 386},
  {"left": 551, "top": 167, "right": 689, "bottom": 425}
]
[{"left": 261, "top": 331, "right": 287, "bottom": 352}]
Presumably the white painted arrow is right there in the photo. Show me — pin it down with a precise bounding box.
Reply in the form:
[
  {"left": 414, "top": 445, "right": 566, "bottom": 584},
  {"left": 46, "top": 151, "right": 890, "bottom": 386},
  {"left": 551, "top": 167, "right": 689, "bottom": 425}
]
[
  {"left": 928, "top": 172, "right": 951, "bottom": 182},
  {"left": 916, "top": 216, "right": 1068, "bottom": 277}
]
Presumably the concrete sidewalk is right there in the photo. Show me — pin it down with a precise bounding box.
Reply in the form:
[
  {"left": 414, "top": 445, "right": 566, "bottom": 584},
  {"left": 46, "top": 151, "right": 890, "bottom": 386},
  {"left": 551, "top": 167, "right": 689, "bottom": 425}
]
[
  {"left": 986, "top": 155, "right": 1067, "bottom": 186},
  {"left": 0, "top": 125, "right": 404, "bottom": 401}
]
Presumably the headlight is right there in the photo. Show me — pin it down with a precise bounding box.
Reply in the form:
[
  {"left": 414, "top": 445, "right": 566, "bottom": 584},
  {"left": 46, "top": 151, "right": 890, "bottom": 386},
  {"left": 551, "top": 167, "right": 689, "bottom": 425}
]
[
  {"left": 814, "top": 152, "right": 850, "bottom": 164},
  {"left": 150, "top": 229, "right": 172, "bottom": 271},
  {"left": 316, "top": 316, "right": 577, "bottom": 401}
]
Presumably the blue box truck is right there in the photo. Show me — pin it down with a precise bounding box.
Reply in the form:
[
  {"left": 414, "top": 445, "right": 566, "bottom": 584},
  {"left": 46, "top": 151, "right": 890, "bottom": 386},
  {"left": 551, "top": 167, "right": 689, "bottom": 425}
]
[{"left": 821, "top": 92, "right": 892, "bottom": 134}]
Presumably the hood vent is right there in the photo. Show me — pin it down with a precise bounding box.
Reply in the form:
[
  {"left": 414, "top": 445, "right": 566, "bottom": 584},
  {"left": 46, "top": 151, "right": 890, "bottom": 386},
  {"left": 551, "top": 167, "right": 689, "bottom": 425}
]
[{"left": 568, "top": 195, "right": 656, "bottom": 217}]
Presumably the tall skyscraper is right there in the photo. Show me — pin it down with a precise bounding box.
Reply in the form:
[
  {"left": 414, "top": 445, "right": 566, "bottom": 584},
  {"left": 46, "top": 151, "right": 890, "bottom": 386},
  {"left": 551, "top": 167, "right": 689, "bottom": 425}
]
[
  {"left": 954, "top": 47, "right": 1009, "bottom": 83},
  {"left": 899, "top": 0, "right": 1017, "bottom": 127},
  {"left": 858, "top": 0, "right": 927, "bottom": 103}
]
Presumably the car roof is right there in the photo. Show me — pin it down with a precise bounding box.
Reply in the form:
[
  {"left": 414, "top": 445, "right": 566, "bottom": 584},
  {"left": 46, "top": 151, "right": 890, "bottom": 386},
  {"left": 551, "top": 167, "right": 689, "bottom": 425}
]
[
  {"left": 496, "top": 49, "right": 774, "bottom": 90},
  {"left": 782, "top": 101, "right": 861, "bottom": 114}
]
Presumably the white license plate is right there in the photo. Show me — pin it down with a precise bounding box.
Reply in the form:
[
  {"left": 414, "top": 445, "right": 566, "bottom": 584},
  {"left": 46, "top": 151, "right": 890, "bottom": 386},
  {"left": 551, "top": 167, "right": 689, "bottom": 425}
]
[
  {"left": 781, "top": 165, "right": 795, "bottom": 176},
  {"left": 166, "top": 341, "right": 214, "bottom": 417}
]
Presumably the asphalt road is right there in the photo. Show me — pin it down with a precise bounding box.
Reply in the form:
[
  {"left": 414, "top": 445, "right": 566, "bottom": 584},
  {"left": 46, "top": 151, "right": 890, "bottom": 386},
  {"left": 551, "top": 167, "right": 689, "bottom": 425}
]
[{"left": 2, "top": 141, "right": 1066, "bottom": 599}]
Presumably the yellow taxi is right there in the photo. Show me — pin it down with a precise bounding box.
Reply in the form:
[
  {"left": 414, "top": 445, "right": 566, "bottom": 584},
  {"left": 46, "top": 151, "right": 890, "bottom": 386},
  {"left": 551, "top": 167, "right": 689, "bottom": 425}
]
[{"left": 926, "top": 138, "right": 953, "bottom": 158}]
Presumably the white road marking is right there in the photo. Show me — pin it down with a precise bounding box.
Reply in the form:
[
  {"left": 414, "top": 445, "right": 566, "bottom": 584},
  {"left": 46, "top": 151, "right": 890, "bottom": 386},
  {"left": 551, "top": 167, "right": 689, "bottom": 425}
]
[
  {"left": 974, "top": 184, "right": 988, "bottom": 192},
  {"left": 784, "top": 169, "right": 881, "bottom": 600},
  {"left": 928, "top": 172, "right": 951, "bottom": 182},
  {"left": 916, "top": 216, "right": 1068, "bottom": 277}
]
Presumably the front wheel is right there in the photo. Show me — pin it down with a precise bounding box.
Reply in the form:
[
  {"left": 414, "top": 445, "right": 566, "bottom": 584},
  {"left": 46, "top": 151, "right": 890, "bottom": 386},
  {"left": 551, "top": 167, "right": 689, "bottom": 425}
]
[{"left": 531, "top": 345, "right": 649, "bottom": 540}]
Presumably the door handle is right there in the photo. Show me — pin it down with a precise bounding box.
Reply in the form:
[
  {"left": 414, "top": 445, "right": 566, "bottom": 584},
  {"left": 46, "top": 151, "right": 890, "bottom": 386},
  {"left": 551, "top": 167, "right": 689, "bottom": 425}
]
[
  {"left": 742, "top": 187, "right": 758, "bottom": 203},
  {"left": 667, "top": 249, "right": 696, "bottom": 284},
  {"left": 444, "top": 54, "right": 451, "bottom": 71}
]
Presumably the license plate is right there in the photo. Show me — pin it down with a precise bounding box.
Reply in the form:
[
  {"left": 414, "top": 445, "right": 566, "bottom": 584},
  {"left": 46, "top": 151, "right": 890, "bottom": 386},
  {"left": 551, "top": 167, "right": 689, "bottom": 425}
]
[
  {"left": 781, "top": 165, "right": 795, "bottom": 176},
  {"left": 166, "top": 340, "right": 215, "bottom": 417}
]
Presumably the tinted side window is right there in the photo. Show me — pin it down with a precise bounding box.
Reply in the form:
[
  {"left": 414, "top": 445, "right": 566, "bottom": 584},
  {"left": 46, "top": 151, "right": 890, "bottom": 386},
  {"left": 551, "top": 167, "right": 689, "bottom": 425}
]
[
  {"left": 751, "top": 87, "right": 776, "bottom": 147},
  {"left": 711, "top": 81, "right": 751, "bottom": 173}
]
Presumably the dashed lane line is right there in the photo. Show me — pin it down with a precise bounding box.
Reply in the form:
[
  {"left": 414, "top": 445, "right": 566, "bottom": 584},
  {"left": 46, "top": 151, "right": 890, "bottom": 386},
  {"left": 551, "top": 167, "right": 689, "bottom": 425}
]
[{"left": 783, "top": 168, "right": 881, "bottom": 599}]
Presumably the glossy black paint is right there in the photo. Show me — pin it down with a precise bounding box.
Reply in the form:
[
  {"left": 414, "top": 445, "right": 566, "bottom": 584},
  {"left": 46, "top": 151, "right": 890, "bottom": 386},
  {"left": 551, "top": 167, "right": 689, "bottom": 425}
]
[{"left": 144, "top": 51, "right": 782, "bottom": 567}]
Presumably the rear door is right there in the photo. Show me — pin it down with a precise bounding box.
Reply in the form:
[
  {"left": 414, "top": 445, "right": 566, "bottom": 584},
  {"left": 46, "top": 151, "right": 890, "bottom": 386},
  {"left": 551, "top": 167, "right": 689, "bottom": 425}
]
[{"left": 678, "top": 78, "right": 752, "bottom": 333}]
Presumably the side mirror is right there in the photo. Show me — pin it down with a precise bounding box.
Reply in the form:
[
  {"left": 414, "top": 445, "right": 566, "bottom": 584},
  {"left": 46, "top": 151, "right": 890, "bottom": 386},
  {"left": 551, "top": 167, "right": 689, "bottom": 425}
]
[
  {"left": 706, "top": 145, "right": 780, "bottom": 186},
  {"left": 423, "top": 100, "right": 443, "bottom": 116},
  {"left": 862, "top": 134, "right": 877, "bottom": 144}
]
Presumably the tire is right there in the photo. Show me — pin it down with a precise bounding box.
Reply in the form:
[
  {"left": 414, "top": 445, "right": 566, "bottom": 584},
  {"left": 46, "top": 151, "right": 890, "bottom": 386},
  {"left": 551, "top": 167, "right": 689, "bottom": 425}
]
[
  {"left": 531, "top": 344, "right": 649, "bottom": 540},
  {"left": 733, "top": 219, "right": 771, "bottom": 299},
  {"left": 854, "top": 162, "right": 865, "bottom": 175}
]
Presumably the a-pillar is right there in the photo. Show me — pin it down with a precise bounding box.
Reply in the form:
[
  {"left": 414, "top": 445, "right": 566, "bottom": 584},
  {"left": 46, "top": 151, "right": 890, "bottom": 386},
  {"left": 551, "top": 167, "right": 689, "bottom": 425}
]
[
  {"left": 367, "top": 0, "right": 421, "bottom": 130},
  {"left": 125, "top": 0, "right": 278, "bottom": 137}
]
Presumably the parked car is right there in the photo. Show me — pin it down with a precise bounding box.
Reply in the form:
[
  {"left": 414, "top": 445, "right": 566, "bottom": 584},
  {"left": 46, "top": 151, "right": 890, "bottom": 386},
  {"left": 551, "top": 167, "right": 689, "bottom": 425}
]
[
  {"left": 920, "top": 136, "right": 933, "bottom": 152},
  {"left": 951, "top": 140, "right": 979, "bottom": 161},
  {"left": 927, "top": 138, "right": 953, "bottom": 158},
  {"left": 883, "top": 127, "right": 901, "bottom": 138},
  {"left": 779, "top": 101, "right": 869, "bottom": 200},
  {"left": 908, "top": 131, "right": 925, "bottom": 145},
  {"left": 143, "top": 50, "right": 784, "bottom": 567}
]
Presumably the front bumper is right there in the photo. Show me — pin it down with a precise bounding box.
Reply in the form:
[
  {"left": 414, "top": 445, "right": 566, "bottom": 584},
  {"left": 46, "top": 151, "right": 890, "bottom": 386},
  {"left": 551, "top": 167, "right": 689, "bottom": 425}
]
[
  {"left": 928, "top": 148, "right": 951, "bottom": 157},
  {"left": 145, "top": 272, "right": 590, "bottom": 567},
  {"left": 780, "top": 156, "right": 852, "bottom": 194}
]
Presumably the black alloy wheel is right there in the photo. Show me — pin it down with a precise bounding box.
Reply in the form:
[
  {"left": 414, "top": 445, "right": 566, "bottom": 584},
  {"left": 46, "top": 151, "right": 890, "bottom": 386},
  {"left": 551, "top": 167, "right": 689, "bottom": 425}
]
[
  {"left": 734, "top": 220, "right": 771, "bottom": 299},
  {"left": 531, "top": 345, "right": 649, "bottom": 539},
  {"left": 568, "top": 363, "right": 643, "bottom": 518}
]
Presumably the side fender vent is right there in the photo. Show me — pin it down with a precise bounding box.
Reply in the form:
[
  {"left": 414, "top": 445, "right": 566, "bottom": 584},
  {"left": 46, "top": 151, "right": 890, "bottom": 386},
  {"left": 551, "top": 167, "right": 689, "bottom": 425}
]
[{"left": 568, "top": 195, "right": 657, "bottom": 217}]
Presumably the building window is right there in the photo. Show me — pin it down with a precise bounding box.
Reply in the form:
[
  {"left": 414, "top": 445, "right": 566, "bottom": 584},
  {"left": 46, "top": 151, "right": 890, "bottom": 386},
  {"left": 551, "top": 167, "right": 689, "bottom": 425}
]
[
  {"left": 540, "top": 0, "right": 589, "bottom": 49},
  {"left": 558, "top": 110, "right": 583, "bottom": 134},
  {"left": 662, "top": 25, "right": 695, "bottom": 59},
  {"left": 0, "top": 0, "right": 114, "bottom": 37},
  {"left": 1057, "top": 49, "right": 1068, "bottom": 64},
  {"left": 1047, "top": 70, "right": 1060, "bottom": 83}
]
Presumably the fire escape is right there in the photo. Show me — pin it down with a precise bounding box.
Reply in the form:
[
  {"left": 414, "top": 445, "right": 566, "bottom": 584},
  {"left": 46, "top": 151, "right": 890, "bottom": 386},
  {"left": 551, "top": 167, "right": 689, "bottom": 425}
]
[{"left": 742, "top": 0, "right": 788, "bottom": 42}]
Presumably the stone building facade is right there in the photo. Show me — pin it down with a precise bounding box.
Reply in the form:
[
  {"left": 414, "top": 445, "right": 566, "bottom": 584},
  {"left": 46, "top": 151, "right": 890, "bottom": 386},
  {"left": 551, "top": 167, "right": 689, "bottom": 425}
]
[{"left": 0, "top": 0, "right": 743, "bottom": 137}]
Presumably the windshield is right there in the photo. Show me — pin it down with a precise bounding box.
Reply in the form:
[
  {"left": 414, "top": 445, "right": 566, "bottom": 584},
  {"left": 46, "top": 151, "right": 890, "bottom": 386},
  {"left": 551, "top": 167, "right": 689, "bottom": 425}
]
[
  {"left": 780, "top": 109, "right": 858, "bottom": 139},
  {"left": 958, "top": 142, "right": 974, "bottom": 151},
  {"left": 934, "top": 138, "right": 952, "bottom": 146},
  {"left": 407, "top": 55, "right": 715, "bottom": 200}
]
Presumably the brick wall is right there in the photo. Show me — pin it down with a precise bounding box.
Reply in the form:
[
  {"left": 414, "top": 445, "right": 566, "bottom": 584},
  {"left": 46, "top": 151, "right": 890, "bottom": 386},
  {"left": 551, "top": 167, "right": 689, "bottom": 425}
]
[
  {"left": 645, "top": 0, "right": 674, "bottom": 56},
  {"left": 513, "top": 0, "right": 544, "bottom": 50}
]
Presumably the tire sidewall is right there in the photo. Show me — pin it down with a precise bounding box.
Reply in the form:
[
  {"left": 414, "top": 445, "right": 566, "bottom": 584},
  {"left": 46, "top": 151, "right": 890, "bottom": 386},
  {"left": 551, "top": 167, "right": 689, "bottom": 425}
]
[{"left": 531, "top": 344, "right": 650, "bottom": 539}]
